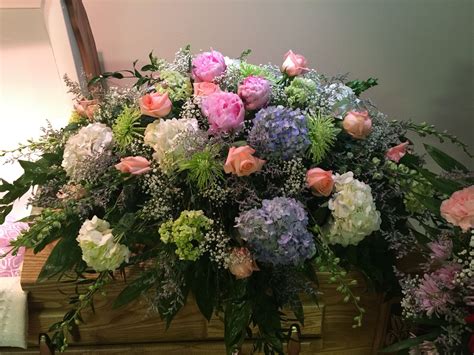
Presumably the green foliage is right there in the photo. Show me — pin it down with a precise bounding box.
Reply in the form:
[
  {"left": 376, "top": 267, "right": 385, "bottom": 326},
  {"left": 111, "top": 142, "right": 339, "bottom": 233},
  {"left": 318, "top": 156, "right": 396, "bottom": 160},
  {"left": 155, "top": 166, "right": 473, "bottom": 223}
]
[
  {"left": 112, "top": 106, "right": 143, "bottom": 151},
  {"left": 191, "top": 257, "right": 217, "bottom": 321},
  {"left": 0, "top": 152, "right": 63, "bottom": 224},
  {"left": 406, "top": 121, "right": 472, "bottom": 158},
  {"left": 424, "top": 143, "right": 469, "bottom": 172},
  {"left": 178, "top": 148, "right": 224, "bottom": 191},
  {"left": 345, "top": 77, "right": 378, "bottom": 96},
  {"left": 307, "top": 114, "right": 341, "bottom": 164},
  {"left": 113, "top": 270, "right": 157, "bottom": 309},
  {"left": 380, "top": 329, "right": 442, "bottom": 353}
]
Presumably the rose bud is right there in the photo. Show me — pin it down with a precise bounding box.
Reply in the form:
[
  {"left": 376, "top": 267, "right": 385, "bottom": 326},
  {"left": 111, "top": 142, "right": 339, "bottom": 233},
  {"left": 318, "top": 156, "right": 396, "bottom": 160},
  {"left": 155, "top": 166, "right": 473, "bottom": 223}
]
[
  {"left": 74, "top": 99, "right": 98, "bottom": 121},
  {"left": 139, "top": 92, "right": 172, "bottom": 118},
  {"left": 281, "top": 50, "right": 309, "bottom": 77},
  {"left": 342, "top": 110, "right": 372, "bottom": 139},
  {"left": 193, "top": 82, "right": 221, "bottom": 97},
  {"left": 386, "top": 141, "right": 409, "bottom": 163},
  {"left": 224, "top": 146, "right": 265, "bottom": 177},
  {"left": 115, "top": 156, "right": 151, "bottom": 175},
  {"left": 228, "top": 247, "right": 259, "bottom": 279},
  {"left": 306, "top": 168, "right": 334, "bottom": 197}
]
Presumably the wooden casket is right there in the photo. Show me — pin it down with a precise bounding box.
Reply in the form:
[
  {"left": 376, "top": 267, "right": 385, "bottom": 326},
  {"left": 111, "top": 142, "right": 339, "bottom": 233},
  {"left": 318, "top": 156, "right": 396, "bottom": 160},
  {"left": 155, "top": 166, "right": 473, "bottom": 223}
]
[{"left": 4, "top": 244, "right": 391, "bottom": 355}]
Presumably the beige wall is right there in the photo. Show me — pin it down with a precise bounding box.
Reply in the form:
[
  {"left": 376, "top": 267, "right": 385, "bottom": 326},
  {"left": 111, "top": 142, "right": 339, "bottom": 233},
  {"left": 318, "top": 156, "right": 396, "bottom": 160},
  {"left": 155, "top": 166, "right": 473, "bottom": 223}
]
[{"left": 84, "top": 0, "right": 473, "bottom": 163}]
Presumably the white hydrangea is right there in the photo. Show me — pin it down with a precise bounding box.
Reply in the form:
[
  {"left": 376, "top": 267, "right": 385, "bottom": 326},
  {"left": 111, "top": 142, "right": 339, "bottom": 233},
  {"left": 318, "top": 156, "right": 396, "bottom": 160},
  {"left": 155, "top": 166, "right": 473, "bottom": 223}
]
[
  {"left": 62, "top": 123, "right": 113, "bottom": 179},
  {"left": 325, "top": 172, "right": 381, "bottom": 246},
  {"left": 76, "top": 216, "right": 130, "bottom": 272},
  {"left": 144, "top": 118, "right": 198, "bottom": 171}
]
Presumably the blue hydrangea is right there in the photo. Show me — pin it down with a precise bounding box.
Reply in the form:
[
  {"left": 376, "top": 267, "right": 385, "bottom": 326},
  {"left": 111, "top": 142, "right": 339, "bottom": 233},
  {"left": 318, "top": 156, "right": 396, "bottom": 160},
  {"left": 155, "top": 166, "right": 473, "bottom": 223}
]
[
  {"left": 248, "top": 106, "right": 310, "bottom": 160},
  {"left": 235, "top": 197, "right": 316, "bottom": 266}
]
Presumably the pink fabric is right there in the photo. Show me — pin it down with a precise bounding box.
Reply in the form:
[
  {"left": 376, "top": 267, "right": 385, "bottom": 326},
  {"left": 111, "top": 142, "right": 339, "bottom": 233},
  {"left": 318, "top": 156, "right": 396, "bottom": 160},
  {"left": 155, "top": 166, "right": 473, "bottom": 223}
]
[{"left": 0, "top": 222, "right": 28, "bottom": 277}]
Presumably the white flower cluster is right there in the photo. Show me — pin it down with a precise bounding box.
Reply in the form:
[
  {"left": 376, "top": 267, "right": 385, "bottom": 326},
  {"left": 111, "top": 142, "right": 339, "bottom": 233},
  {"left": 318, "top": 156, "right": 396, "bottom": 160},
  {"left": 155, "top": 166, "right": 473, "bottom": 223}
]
[
  {"left": 144, "top": 118, "right": 198, "bottom": 172},
  {"left": 62, "top": 123, "right": 113, "bottom": 179},
  {"left": 76, "top": 216, "right": 130, "bottom": 272},
  {"left": 325, "top": 172, "right": 381, "bottom": 246}
]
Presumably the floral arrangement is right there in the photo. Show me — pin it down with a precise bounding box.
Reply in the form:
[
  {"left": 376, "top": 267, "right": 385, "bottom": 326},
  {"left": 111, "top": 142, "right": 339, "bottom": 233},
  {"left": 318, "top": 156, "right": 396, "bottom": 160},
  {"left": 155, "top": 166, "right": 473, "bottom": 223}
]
[{"left": 1, "top": 46, "right": 472, "bottom": 354}]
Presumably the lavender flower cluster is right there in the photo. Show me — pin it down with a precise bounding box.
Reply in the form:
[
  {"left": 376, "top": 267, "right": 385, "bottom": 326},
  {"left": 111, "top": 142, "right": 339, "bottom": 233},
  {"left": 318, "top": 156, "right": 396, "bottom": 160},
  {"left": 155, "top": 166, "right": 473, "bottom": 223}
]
[
  {"left": 248, "top": 106, "right": 310, "bottom": 160},
  {"left": 235, "top": 197, "right": 316, "bottom": 266}
]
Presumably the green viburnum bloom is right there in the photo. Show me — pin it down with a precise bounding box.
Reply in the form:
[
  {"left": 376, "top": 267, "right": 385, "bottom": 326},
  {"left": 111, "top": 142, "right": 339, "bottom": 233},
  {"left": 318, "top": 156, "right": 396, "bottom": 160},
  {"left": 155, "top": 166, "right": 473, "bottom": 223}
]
[
  {"left": 178, "top": 147, "right": 224, "bottom": 191},
  {"left": 112, "top": 106, "right": 143, "bottom": 151},
  {"left": 285, "top": 77, "right": 317, "bottom": 108},
  {"left": 307, "top": 114, "right": 341, "bottom": 164},
  {"left": 156, "top": 70, "right": 192, "bottom": 102},
  {"left": 159, "top": 210, "right": 213, "bottom": 261}
]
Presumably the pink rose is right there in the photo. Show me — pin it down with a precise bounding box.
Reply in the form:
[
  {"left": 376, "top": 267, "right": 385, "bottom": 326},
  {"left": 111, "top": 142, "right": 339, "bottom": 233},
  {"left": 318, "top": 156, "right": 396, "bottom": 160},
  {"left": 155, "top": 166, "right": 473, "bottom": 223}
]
[
  {"left": 228, "top": 247, "right": 259, "bottom": 279},
  {"left": 342, "top": 111, "right": 372, "bottom": 139},
  {"left": 224, "top": 146, "right": 265, "bottom": 177},
  {"left": 74, "top": 99, "right": 98, "bottom": 120},
  {"left": 202, "top": 92, "right": 245, "bottom": 135},
  {"left": 193, "top": 82, "right": 221, "bottom": 97},
  {"left": 306, "top": 168, "right": 334, "bottom": 197},
  {"left": 440, "top": 186, "right": 474, "bottom": 231},
  {"left": 386, "top": 141, "right": 409, "bottom": 163},
  {"left": 115, "top": 156, "right": 151, "bottom": 175},
  {"left": 281, "top": 50, "right": 309, "bottom": 77},
  {"left": 237, "top": 76, "right": 271, "bottom": 111},
  {"left": 192, "top": 50, "right": 226, "bottom": 83},
  {"left": 139, "top": 92, "right": 172, "bottom": 118}
]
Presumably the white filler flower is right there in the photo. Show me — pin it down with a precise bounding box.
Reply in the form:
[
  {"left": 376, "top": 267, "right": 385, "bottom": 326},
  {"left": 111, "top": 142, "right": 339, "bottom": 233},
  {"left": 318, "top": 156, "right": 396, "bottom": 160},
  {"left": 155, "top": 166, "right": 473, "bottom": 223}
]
[
  {"left": 76, "top": 216, "right": 130, "bottom": 272},
  {"left": 62, "top": 123, "right": 113, "bottom": 179},
  {"left": 325, "top": 172, "right": 381, "bottom": 246}
]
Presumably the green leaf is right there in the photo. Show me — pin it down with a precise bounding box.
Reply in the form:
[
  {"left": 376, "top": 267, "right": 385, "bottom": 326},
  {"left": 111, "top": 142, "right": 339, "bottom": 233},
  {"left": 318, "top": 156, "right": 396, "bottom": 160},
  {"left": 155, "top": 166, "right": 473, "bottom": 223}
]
[
  {"left": 411, "top": 192, "right": 442, "bottom": 215},
  {"left": 224, "top": 298, "right": 252, "bottom": 355},
  {"left": 380, "top": 329, "right": 442, "bottom": 352},
  {"left": 418, "top": 168, "right": 463, "bottom": 195},
  {"left": 192, "top": 258, "right": 217, "bottom": 321},
  {"left": 113, "top": 270, "right": 157, "bottom": 308},
  {"left": 37, "top": 236, "right": 82, "bottom": 281},
  {"left": 424, "top": 144, "right": 468, "bottom": 172}
]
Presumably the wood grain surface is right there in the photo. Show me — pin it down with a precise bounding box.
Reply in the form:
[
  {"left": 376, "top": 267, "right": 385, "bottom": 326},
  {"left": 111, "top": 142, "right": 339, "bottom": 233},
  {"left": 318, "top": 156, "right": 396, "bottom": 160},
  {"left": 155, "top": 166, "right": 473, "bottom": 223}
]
[{"left": 0, "top": 243, "right": 391, "bottom": 354}]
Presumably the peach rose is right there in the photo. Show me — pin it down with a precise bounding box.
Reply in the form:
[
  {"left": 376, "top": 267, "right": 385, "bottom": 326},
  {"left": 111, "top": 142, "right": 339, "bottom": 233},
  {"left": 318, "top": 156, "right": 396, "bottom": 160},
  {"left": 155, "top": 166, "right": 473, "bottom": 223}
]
[
  {"left": 224, "top": 146, "right": 265, "bottom": 177},
  {"left": 139, "top": 92, "right": 172, "bottom": 118},
  {"left": 281, "top": 50, "right": 309, "bottom": 77},
  {"left": 228, "top": 247, "right": 259, "bottom": 279},
  {"left": 193, "top": 82, "right": 221, "bottom": 97},
  {"left": 440, "top": 186, "right": 474, "bottom": 232},
  {"left": 386, "top": 141, "right": 409, "bottom": 163},
  {"left": 74, "top": 99, "right": 98, "bottom": 121},
  {"left": 306, "top": 168, "right": 334, "bottom": 197},
  {"left": 115, "top": 156, "right": 151, "bottom": 175},
  {"left": 342, "top": 111, "right": 372, "bottom": 139}
]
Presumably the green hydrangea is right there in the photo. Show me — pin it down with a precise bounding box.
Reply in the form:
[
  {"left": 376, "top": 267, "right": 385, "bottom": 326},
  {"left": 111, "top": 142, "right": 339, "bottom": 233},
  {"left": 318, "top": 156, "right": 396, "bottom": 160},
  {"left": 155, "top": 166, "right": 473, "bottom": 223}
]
[
  {"left": 156, "top": 70, "right": 192, "bottom": 102},
  {"left": 240, "top": 62, "right": 276, "bottom": 82},
  {"left": 285, "top": 77, "right": 317, "bottom": 108},
  {"left": 159, "top": 210, "right": 213, "bottom": 261}
]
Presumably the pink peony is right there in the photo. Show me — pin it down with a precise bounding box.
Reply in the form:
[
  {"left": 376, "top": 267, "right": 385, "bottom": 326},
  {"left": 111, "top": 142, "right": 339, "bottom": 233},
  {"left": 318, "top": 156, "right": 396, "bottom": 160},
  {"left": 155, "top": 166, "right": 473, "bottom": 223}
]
[
  {"left": 281, "top": 50, "right": 309, "bottom": 77},
  {"left": 193, "top": 82, "right": 221, "bottom": 97},
  {"left": 75, "top": 99, "right": 98, "bottom": 120},
  {"left": 139, "top": 92, "right": 172, "bottom": 118},
  {"left": 440, "top": 186, "right": 474, "bottom": 231},
  {"left": 306, "top": 168, "right": 334, "bottom": 197},
  {"left": 115, "top": 156, "right": 151, "bottom": 175},
  {"left": 237, "top": 76, "right": 271, "bottom": 110},
  {"left": 342, "top": 111, "right": 372, "bottom": 139},
  {"left": 224, "top": 145, "right": 265, "bottom": 177},
  {"left": 192, "top": 50, "right": 226, "bottom": 83},
  {"left": 227, "top": 247, "right": 259, "bottom": 279},
  {"left": 386, "top": 141, "right": 409, "bottom": 163},
  {"left": 201, "top": 92, "right": 245, "bottom": 134}
]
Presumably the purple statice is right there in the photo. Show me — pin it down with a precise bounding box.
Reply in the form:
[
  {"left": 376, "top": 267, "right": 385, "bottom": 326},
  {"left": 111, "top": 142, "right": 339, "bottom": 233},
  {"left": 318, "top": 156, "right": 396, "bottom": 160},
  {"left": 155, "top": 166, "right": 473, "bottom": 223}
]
[
  {"left": 248, "top": 106, "right": 310, "bottom": 160},
  {"left": 235, "top": 197, "right": 316, "bottom": 266}
]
